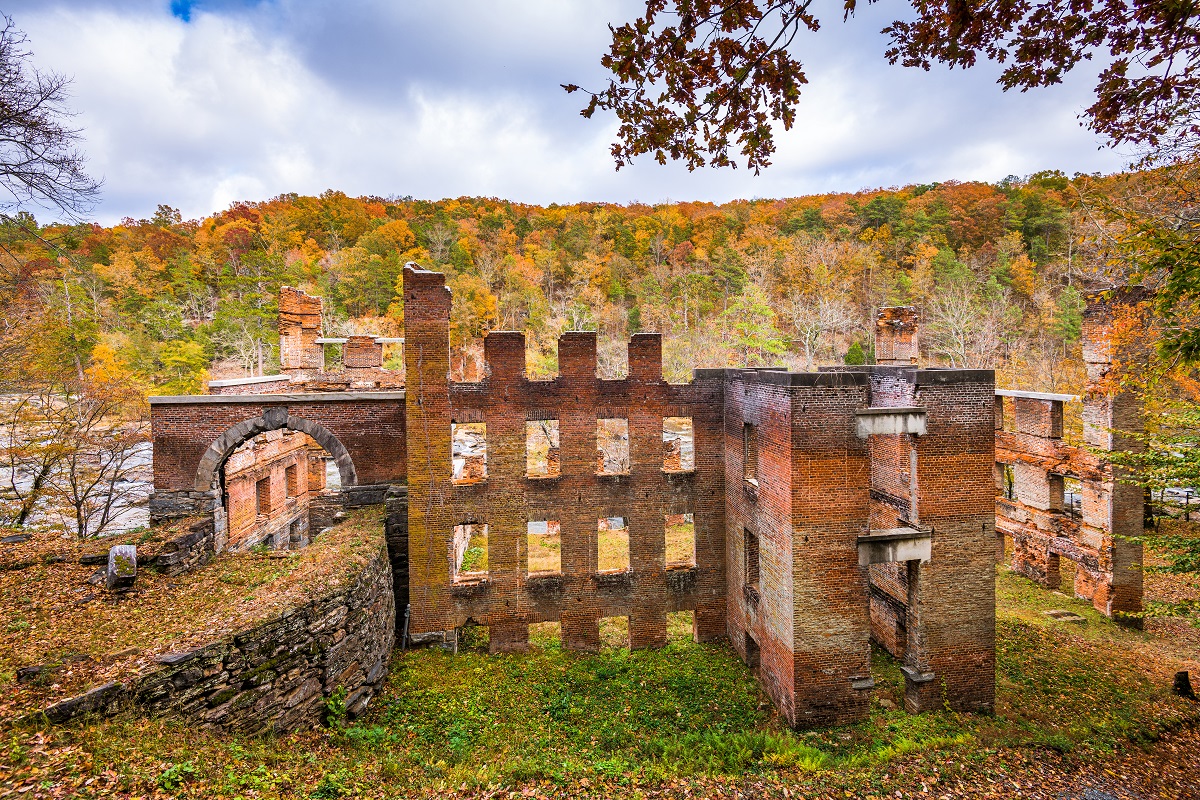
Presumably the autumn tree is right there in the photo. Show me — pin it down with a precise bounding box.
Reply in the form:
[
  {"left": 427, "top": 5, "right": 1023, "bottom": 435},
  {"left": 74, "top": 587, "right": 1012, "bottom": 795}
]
[
  {"left": 572, "top": 1, "right": 1200, "bottom": 171},
  {"left": 0, "top": 377, "right": 148, "bottom": 537}
]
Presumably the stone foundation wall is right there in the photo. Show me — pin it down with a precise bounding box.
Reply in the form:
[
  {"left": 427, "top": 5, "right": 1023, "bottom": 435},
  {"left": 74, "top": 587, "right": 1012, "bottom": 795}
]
[{"left": 39, "top": 539, "right": 395, "bottom": 734}]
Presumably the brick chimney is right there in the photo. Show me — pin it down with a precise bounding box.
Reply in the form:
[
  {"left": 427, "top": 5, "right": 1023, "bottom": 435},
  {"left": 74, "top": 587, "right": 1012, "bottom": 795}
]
[{"left": 875, "top": 307, "right": 919, "bottom": 365}]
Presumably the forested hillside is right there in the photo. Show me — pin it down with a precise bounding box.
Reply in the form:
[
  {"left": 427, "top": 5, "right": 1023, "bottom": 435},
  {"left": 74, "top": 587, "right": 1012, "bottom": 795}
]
[{"left": 0, "top": 171, "right": 1136, "bottom": 394}]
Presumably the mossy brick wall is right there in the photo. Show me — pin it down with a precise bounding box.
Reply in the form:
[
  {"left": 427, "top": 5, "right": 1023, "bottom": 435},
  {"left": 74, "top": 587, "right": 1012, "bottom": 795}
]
[
  {"left": 403, "top": 265, "right": 727, "bottom": 653},
  {"left": 41, "top": 538, "right": 394, "bottom": 733}
]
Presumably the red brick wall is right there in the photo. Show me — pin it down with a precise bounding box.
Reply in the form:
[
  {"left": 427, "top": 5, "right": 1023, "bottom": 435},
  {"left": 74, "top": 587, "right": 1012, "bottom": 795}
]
[
  {"left": 279, "top": 286, "right": 324, "bottom": 372},
  {"left": 906, "top": 371, "right": 996, "bottom": 713},
  {"left": 875, "top": 307, "right": 919, "bottom": 365},
  {"left": 997, "top": 289, "right": 1146, "bottom": 624},
  {"left": 788, "top": 375, "right": 874, "bottom": 727},
  {"left": 404, "top": 265, "right": 727, "bottom": 653},
  {"left": 223, "top": 429, "right": 322, "bottom": 550},
  {"left": 150, "top": 395, "right": 407, "bottom": 492},
  {"left": 344, "top": 335, "right": 384, "bottom": 368}
]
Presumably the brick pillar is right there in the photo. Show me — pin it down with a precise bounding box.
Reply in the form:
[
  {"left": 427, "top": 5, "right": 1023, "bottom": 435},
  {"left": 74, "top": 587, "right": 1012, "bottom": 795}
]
[
  {"left": 789, "top": 374, "right": 873, "bottom": 728},
  {"left": 1082, "top": 288, "right": 1148, "bottom": 625},
  {"left": 558, "top": 331, "right": 602, "bottom": 651},
  {"left": 280, "top": 286, "right": 324, "bottom": 374},
  {"left": 690, "top": 369, "right": 727, "bottom": 642},
  {"left": 905, "top": 370, "right": 996, "bottom": 714},
  {"left": 403, "top": 265, "right": 454, "bottom": 636},
  {"left": 628, "top": 333, "right": 667, "bottom": 649},
  {"left": 875, "top": 307, "right": 919, "bottom": 365},
  {"left": 482, "top": 331, "right": 530, "bottom": 652}
]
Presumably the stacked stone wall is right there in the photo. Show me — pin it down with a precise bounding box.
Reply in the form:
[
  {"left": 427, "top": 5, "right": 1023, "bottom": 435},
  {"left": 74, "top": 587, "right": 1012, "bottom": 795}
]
[{"left": 39, "top": 537, "right": 394, "bottom": 733}]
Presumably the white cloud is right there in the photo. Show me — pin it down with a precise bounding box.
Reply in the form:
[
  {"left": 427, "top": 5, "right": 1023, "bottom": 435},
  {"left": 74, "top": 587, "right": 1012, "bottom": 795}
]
[{"left": 12, "top": 1, "right": 1128, "bottom": 224}]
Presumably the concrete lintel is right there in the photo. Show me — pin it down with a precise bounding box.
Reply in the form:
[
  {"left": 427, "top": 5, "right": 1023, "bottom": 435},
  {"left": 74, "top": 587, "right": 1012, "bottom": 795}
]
[
  {"left": 855, "top": 407, "right": 926, "bottom": 438},
  {"left": 857, "top": 529, "right": 932, "bottom": 565},
  {"left": 150, "top": 391, "right": 406, "bottom": 404},
  {"left": 207, "top": 374, "right": 291, "bottom": 388},
  {"left": 995, "top": 388, "right": 1080, "bottom": 403},
  {"left": 900, "top": 665, "right": 935, "bottom": 684},
  {"left": 315, "top": 337, "right": 348, "bottom": 344}
]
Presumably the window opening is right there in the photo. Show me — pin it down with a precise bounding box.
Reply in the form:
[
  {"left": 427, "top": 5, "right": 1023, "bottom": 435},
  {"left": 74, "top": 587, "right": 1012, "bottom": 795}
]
[
  {"left": 451, "top": 422, "right": 487, "bottom": 484},
  {"left": 1049, "top": 474, "right": 1065, "bottom": 512},
  {"left": 285, "top": 463, "right": 299, "bottom": 497},
  {"left": 663, "top": 416, "right": 695, "bottom": 471},
  {"left": 452, "top": 523, "right": 489, "bottom": 580},
  {"left": 744, "top": 527, "right": 760, "bottom": 588},
  {"left": 596, "top": 418, "right": 630, "bottom": 475},
  {"left": 597, "top": 516, "right": 630, "bottom": 572},
  {"left": 667, "top": 610, "right": 694, "bottom": 642},
  {"left": 743, "top": 423, "right": 758, "bottom": 484},
  {"left": 599, "top": 615, "right": 630, "bottom": 649},
  {"left": 526, "top": 419, "right": 561, "bottom": 478},
  {"left": 256, "top": 477, "right": 271, "bottom": 516},
  {"left": 1064, "top": 477, "right": 1082, "bottom": 518},
  {"left": 527, "top": 520, "right": 561, "bottom": 574},
  {"left": 745, "top": 631, "right": 761, "bottom": 670},
  {"left": 1003, "top": 464, "right": 1016, "bottom": 500},
  {"left": 666, "top": 512, "right": 696, "bottom": 567},
  {"left": 529, "top": 621, "right": 562, "bottom": 650}
]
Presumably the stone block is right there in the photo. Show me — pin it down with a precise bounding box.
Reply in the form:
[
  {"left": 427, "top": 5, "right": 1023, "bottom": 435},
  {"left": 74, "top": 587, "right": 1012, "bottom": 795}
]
[{"left": 106, "top": 545, "right": 137, "bottom": 591}]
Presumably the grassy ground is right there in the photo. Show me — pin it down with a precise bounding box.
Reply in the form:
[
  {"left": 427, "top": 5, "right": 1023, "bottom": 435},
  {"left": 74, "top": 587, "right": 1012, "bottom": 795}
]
[
  {"left": 0, "top": 507, "right": 384, "bottom": 721},
  {"left": 2, "top": 540, "right": 1199, "bottom": 798}
]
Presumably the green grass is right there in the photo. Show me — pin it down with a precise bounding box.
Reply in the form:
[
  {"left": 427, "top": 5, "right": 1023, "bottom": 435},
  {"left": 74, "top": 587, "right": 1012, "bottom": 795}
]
[{"left": 2, "top": 566, "right": 1198, "bottom": 797}]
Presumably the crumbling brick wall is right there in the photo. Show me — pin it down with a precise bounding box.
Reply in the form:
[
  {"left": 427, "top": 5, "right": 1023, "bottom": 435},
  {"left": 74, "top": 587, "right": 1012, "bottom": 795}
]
[
  {"left": 274, "top": 286, "right": 403, "bottom": 391},
  {"left": 875, "top": 307, "right": 919, "bottom": 365},
  {"left": 995, "top": 289, "right": 1146, "bottom": 624},
  {"left": 280, "top": 286, "right": 325, "bottom": 374},
  {"left": 223, "top": 429, "right": 329, "bottom": 551}
]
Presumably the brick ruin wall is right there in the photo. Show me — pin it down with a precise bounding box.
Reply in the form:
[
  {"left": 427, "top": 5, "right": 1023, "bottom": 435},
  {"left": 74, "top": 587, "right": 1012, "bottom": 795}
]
[
  {"left": 720, "top": 367, "right": 995, "bottom": 726},
  {"left": 149, "top": 395, "right": 407, "bottom": 515},
  {"left": 223, "top": 428, "right": 330, "bottom": 551},
  {"left": 402, "top": 265, "right": 995, "bottom": 728},
  {"left": 994, "top": 289, "right": 1147, "bottom": 623},
  {"left": 875, "top": 306, "right": 919, "bottom": 365},
  {"left": 276, "top": 286, "right": 404, "bottom": 391},
  {"left": 145, "top": 271, "right": 1180, "bottom": 731},
  {"left": 403, "top": 266, "right": 727, "bottom": 653}
]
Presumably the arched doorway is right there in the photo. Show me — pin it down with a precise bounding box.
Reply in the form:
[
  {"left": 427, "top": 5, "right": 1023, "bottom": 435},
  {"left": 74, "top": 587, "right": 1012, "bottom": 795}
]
[{"left": 194, "top": 410, "right": 358, "bottom": 552}]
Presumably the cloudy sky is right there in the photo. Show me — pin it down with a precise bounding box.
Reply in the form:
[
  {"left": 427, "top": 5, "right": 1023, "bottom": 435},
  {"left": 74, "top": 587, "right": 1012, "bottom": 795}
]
[{"left": 11, "top": 0, "right": 1129, "bottom": 224}]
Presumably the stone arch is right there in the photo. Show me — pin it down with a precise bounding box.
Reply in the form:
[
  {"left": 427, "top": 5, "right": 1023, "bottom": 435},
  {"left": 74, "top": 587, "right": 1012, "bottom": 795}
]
[{"left": 194, "top": 407, "right": 358, "bottom": 492}]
